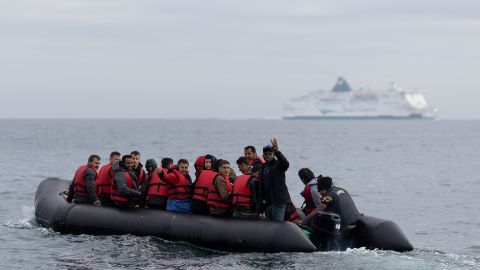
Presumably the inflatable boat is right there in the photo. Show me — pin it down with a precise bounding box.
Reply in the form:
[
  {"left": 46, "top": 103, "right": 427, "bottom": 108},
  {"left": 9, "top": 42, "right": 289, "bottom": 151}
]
[{"left": 34, "top": 178, "right": 413, "bottom": 253}]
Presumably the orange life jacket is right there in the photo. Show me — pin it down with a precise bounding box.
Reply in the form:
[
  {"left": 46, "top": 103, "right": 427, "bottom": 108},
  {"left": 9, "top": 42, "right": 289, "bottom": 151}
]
[{"left": 207, "top": 175, "right": 232, "bottom": 209}]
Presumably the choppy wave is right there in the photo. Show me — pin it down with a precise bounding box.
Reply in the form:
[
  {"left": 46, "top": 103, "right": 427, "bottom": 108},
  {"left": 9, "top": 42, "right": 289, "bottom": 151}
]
[
  {"left": 4, "top": 209, "right": 480, "bottom": 270},
  {"left": 4, "top": 206, "right": 35, "bottom": 230}
]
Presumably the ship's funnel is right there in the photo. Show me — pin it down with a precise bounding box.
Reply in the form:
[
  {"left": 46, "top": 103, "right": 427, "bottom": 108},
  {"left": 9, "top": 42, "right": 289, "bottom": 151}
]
[{"left": 332, "top": 77, "right": 352, "bottom": 92}]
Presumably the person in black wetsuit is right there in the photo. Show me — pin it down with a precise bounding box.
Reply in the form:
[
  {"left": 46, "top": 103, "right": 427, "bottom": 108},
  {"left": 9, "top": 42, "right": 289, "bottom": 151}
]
[{"left": 298, "top": 176, "right": 361, "bottom": 249}]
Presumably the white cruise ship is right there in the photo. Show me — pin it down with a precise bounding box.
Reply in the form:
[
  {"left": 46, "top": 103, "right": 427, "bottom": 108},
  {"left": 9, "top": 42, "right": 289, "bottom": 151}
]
[{"left": 283, "top": 77, "right": 438, "bottom": 119}]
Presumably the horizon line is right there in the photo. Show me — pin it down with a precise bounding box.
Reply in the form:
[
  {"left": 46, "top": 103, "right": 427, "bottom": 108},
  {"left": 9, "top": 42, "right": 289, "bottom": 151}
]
[{"left": 0, "top": 117, "right": 478, "bottom": 121}]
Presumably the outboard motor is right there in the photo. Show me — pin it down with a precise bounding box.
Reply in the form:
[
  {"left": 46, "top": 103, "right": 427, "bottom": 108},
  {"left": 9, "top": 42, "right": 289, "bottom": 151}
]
[{"left": 310, "top": 212, "right": 341, "bottom": 251}]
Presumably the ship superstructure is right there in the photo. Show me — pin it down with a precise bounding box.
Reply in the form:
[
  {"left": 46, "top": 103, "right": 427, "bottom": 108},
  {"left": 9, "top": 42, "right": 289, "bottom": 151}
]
[{"left": 283, "top": 77, "right": 437, "bottom": 119}]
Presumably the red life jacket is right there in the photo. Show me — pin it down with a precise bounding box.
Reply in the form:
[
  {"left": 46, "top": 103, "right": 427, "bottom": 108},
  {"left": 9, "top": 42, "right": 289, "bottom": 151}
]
[
  {"left": 165, "top": 169, "right": 192, "bottom": 200},
  {"left": 232, "top": 174, "right": 254, "bottom": 209},
  {"left": 286, "top": 203, "right": 301, "bottom": 222},
  {"left": 111, "top": 171, "right": 135, "bottom": 203},
  {"left": 135, "top": 168, "right": 145, "bottom": 187},
  {"left": 194, "top": 156, "right": 206, "bottom": 179},
  {"left": 192, "top": 170, "right": 217, "bottom": 202},
  {"left": 146, "top": 171, "right": 168, "bottom": 200},
  {"left": 249, "top": 156, "right": 265, "bottom": 166},
  {"left": 302, "top": 183, "right": 317, "bottom": 215},
  {"left": 194, "top": 156, "right": 206, "bottom": 167},
  {"left": 207, "top": 175, "right": 232, "bottom": 209},
  {"left": 95, "top": 164, "right": 113, "bottom": 196},
  {"left": 73, "top": 165, "right": 98, "bottom": 198}
]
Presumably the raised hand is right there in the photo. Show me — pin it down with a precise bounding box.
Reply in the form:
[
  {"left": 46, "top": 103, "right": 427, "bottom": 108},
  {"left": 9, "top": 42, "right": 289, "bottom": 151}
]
[{"left": 271, "top": 138, "right": 279, "bottom": 152}]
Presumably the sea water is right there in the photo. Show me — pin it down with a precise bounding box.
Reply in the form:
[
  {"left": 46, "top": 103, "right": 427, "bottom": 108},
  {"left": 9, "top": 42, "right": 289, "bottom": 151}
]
[{"left": 1, "top": 119, "right": 479, "bottom": 269}]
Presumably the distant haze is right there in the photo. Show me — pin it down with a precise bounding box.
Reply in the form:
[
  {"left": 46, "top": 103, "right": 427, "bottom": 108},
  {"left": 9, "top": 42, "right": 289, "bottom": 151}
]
[{"left": 2, "top": 0, "right": 479, "bottom": 119}]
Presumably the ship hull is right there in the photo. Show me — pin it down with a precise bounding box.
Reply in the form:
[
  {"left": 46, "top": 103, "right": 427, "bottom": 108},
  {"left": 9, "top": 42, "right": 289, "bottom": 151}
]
[{"left": 283, "top": 114, "right": 434, "bottom": 120}]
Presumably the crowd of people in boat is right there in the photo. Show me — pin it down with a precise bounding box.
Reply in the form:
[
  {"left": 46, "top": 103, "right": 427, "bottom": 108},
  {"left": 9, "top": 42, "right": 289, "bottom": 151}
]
[{"left": 66, "top": 138, "right": 360, "bottom": 229}]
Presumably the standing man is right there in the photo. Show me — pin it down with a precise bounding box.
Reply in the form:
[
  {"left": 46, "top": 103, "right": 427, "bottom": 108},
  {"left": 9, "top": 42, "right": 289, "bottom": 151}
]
[
  {"left": 95, "top": 151, "right": 121, "bottom": 205},
  {"left": 131, "top": 150, "right": 145, "bottom": 187},
  {"left": 259, "top": 138, "right": 292, "bottom": 221},
  {"left": 67, "top": 154, "right": 101, "bottom": 205}
]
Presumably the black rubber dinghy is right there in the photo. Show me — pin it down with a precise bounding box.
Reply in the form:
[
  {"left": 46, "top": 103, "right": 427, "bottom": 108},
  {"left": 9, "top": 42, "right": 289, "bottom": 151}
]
[{"left": 35, "top": 178, "right": 413, "bottom": 253}]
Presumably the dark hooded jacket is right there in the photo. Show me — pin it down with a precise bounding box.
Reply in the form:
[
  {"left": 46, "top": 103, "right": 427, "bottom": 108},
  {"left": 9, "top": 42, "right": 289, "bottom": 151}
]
[
  {"left": 259, "top": 150, "right": 291, "bottom": 206},
  {"left": 112, "top": 161, "right": 141, "bottom": 198}
]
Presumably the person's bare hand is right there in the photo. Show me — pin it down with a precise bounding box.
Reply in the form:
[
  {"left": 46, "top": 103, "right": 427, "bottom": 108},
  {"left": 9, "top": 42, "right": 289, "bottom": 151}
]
[{"left": 271, "top": 138, "right": 279, "bottom": 152}]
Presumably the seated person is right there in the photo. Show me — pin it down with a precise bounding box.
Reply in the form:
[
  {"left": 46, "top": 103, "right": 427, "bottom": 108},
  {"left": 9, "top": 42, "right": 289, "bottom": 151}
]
[
  {"left": 140, "top": 159, "right": 168, "bottom": 209},
  {"left": 193, "top": 155, "right": 205, "bottom": 179},
  {"left": 244, "top": 145, "right": 265, "bottom": 166},
  {"left": 164, "top": 159, "right": 192, "bottom": 214},
  {"left": 232, "top": 164, "right": 262, "bottom": 219},
  {"left": 95, "top": 151, "right": 121, "bottom": 206},
  {"left": 207, "top": 159, "right": 233, "bottom": 217},
  {"left": 298, "top": 168, "right": 322, "bottom": 218},
  {"left": 236, "top": 156, "right": 251, "bottom": 175},
  {"left": 111, "top": 155, "right": 141, "bottom": 208},
  {"left": 66, "top": 154, "right": 101, "bottom": 206}
]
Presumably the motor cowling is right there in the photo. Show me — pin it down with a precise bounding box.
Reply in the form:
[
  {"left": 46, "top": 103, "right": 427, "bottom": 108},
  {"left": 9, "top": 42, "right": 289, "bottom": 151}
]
[{"left": 310, "top": 212, "right": 341, "bottom": 251}]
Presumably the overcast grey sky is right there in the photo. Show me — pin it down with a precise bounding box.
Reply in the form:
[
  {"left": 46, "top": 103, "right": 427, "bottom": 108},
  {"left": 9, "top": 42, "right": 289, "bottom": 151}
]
[{"left": 1, "top": 0, "right": 479, "bottom": 119}]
